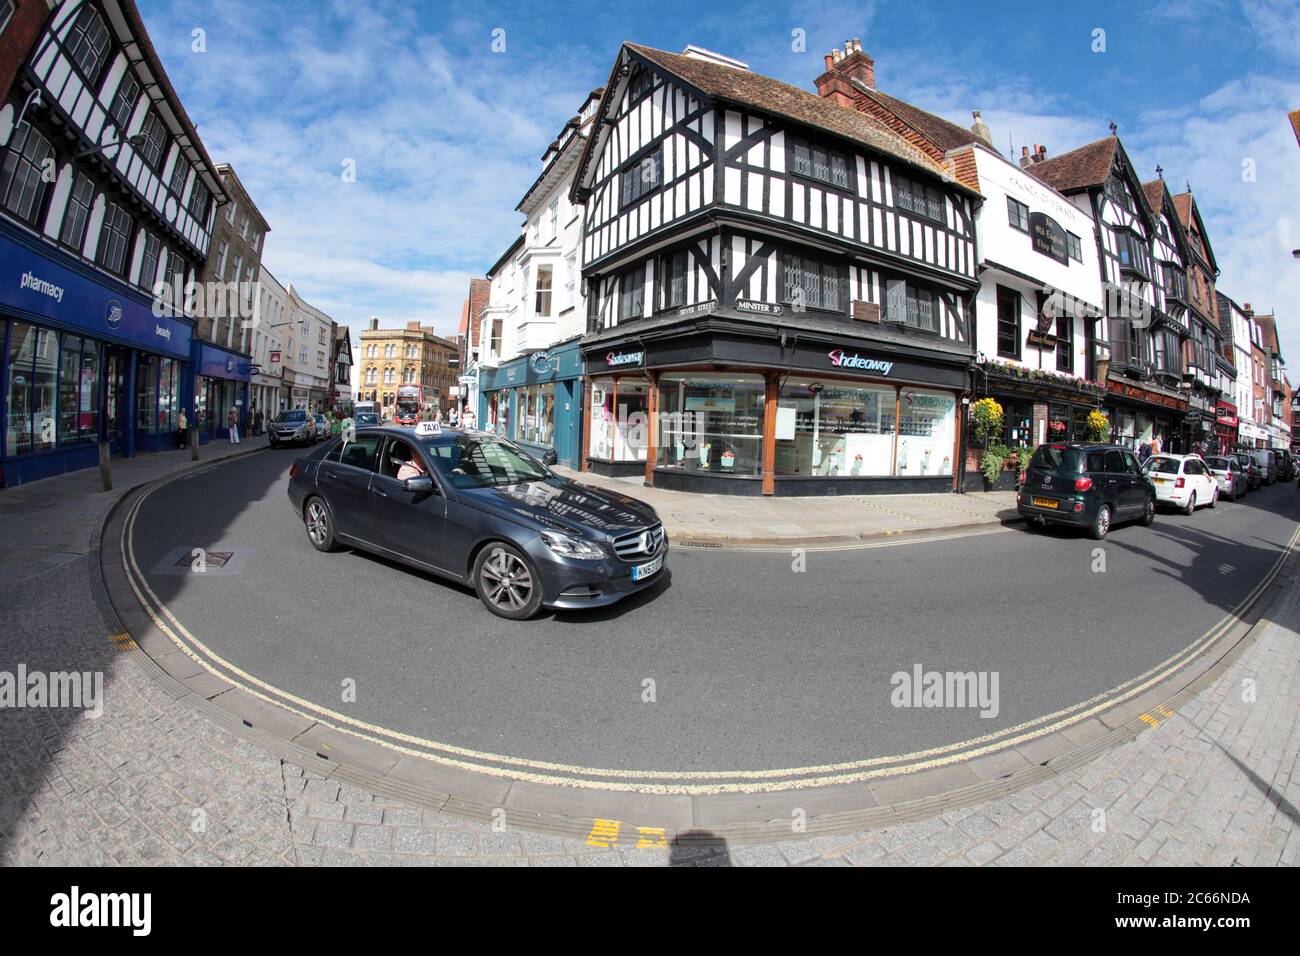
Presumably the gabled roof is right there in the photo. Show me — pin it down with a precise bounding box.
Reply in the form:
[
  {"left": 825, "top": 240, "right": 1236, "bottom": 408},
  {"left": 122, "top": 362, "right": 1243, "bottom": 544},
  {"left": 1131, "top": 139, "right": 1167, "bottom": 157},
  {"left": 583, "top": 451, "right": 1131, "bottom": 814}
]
[
  {"left": 573, "top": 43, "right": 976, "bottom": 202},
  {"left": 1171, "top": 191, "right": 1219, "bottom": 275},
  {"left": 1028, "top": 135, "right": 1156, "bottom": 231},
  {"left": 1255, "top": 312, "right": 1281, "bottom": 358},
  {"left": 1140, "top": 178, "right": 1192, "bottom": 263},
  {"left": 1290, "top": 110, "right": 1300, "bottom": 148},
  {"left": 1025, "top": 137, "right": 1118, "bottom": 193}
]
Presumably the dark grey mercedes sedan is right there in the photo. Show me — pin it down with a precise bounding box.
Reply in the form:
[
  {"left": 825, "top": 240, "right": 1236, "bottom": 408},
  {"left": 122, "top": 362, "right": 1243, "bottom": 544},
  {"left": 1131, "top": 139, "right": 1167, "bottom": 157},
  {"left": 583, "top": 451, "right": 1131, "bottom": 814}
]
[{"left": 286, "top": 424, "right": 668, "bottom": 619}]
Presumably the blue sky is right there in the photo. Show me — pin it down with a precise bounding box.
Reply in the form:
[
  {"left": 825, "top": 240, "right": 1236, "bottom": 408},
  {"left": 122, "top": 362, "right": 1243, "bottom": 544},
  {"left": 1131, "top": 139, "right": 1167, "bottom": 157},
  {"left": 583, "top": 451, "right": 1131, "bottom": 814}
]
[{"left": 138, "top": 0, "right": 1299, "bottom": 361}]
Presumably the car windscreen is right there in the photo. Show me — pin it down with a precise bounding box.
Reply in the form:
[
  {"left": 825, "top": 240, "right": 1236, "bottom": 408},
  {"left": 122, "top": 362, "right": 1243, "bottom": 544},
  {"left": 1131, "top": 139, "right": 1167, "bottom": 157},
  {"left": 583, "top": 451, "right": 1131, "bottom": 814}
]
[
  {"left": 1146, "top": 456, "right": 1180, "bottom": 475},
  {"left": 274, "top": 411, "right": 306, "bottom": 423},
  {"left": 426, "top": 436, "right": 551, "bottom": 488},
  {"left": 355, "top": 414, "right": 379, "bottom": 424},
  {"left": 1028, "top": 446, "right": 1083, "bottom": 473}
]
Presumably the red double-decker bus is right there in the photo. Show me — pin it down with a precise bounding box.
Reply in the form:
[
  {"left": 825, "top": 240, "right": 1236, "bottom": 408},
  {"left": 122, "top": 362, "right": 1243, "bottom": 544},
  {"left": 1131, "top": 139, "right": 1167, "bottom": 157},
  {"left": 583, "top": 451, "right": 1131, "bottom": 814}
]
[{"left": 394, "top": 383, "right": 436, "bottom": 425}]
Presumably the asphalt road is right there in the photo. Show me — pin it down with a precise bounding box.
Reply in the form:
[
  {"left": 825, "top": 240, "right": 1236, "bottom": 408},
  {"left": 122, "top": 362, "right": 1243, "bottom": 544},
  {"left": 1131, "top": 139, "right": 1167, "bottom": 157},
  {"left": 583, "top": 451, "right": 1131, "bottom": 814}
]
[{"left": 128, "top": 447, "right": 1300, "bottom": 773}]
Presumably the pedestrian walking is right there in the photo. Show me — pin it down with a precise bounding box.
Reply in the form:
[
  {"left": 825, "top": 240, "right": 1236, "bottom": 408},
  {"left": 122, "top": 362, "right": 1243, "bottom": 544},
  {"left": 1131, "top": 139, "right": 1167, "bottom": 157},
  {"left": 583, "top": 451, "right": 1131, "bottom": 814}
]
[
  {"left": 228, "top": 408, "right": 240, "bottom": 445},
  {"left": 178, "top": 408, "right": 189, "bottom": 449},
  {"left": 254, "top": 409, "right": 263, "bottom": 437}
]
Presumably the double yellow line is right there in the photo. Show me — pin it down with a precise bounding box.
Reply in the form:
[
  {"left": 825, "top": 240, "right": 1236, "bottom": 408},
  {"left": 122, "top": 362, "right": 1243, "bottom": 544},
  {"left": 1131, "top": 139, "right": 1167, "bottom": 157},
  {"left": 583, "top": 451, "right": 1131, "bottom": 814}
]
[{"left": 120, "top": 477, "right": 1299, "bottom": 795}]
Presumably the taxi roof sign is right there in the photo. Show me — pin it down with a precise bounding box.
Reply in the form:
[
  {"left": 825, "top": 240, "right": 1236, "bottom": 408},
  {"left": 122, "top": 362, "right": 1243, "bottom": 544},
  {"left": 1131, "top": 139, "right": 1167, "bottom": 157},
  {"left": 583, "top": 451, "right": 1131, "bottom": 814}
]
[{"left": 414, "top": 421, "right": 442, "bottom": 436}]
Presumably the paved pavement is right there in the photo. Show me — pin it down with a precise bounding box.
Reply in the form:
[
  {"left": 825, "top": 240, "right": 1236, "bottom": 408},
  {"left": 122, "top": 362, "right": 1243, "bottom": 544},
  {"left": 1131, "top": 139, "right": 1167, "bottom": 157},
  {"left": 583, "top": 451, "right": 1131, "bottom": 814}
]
[
  {"left": 3, "top": 541, "right": 1295, "bottom": 865},
  {"left": 553, "top": 466, "right": 1019, "bottom": 545}
]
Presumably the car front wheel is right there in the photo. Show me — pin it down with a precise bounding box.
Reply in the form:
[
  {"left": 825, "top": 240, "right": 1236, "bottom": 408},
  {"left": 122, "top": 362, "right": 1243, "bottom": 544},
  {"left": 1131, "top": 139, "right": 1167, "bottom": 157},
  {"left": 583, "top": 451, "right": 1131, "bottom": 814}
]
[
  {"left": 1089, "top": 504, "right": 1110, "bottom": 540},
  {"left": 473, "top": 543, "right": 544, "bottom": 620}
]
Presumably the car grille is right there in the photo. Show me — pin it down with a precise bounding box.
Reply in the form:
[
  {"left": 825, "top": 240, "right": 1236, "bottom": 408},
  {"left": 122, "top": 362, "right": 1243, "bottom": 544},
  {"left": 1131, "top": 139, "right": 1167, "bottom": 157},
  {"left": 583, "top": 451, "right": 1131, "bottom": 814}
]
[{"left": 611, "top": 524, "right": 665, "bottom": 561}]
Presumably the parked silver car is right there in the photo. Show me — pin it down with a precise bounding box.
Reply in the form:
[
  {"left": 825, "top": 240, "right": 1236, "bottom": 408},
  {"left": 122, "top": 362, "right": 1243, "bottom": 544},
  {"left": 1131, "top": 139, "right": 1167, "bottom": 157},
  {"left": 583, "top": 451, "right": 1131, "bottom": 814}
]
[{"left": 1204, "top": 455, "right": 1246, "bottom": 501}]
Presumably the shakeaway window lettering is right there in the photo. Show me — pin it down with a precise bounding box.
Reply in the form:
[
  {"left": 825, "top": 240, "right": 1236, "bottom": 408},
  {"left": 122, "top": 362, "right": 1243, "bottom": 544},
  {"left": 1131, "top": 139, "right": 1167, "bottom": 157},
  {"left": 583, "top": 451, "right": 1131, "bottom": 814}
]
[
  {"left": 620, "top": 146, "right": 662, "bottom": 208},
  {"left": 781, "top": 251, "right": 843, "bottom": 313},
  {"left": 790, "top": 135, "right": 851, "bottom": 190},
  {"left": 893, "top": 173, "right": 944, "bottom": 223}
]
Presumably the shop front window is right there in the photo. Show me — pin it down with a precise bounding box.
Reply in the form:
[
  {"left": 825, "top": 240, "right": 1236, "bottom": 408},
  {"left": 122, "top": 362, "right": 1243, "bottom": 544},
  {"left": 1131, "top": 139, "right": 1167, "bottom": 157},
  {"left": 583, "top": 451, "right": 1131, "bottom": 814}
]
[
  {"left": 590, "top": 377, "right": 650, "bottom": 462},
  {"left": 775, "top": 378, "right": 896, "bottom": 476},
  {"left": 536, "top": 383, "right": 555, "bottom": 446},
  {"left": 137, "top": 354, "right": 158, "bottom": 433},
  {"left": 59, "top": 334, "right": 81, "bottom": 445},
  {"left": 158, "top": 358, "right": 178, "bottom": 434},
  {"left": 895, "top": 389, "right": 956, "bottom": 477},
  {"left": 6, "top": 320, "right": 34, "bottom": 455},
  {"left": 194, "top": 376, "right": 209, "bottom": 433},
  {"left": 656, "top": 373, "right": 764, "bottom": 476},
  {"left": 31, "top": 328, "right": 57, "bottom": 451}
]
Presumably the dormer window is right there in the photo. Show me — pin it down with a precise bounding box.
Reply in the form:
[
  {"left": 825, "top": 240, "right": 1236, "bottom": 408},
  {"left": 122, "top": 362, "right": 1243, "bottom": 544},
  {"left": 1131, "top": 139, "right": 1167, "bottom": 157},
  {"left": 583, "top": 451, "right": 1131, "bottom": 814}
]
[{"left": 67, "top": 4, "right": 111, "bottom": 87}]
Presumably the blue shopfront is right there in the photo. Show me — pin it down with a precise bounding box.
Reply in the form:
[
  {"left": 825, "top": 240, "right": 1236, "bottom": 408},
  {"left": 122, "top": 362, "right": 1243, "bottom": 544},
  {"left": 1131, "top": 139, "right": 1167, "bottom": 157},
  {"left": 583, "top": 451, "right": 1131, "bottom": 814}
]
[
  {"left": 190, "top": 340, "right": 251, "bottom": 445},
  {"left": 2, "top": 222, "right": 212, "bottom": 487},
  {"left": 477, "top": 339, "right": 584, "bottom": 468}
]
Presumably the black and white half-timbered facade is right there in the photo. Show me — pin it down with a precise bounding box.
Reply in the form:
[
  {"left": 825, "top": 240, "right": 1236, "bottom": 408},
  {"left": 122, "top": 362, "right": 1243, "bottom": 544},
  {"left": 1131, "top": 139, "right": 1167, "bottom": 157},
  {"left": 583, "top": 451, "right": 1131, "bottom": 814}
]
[
  {"left": 0, "top": 0, "right": 233, "bottom": 486},
  {"left": 1028, "top": 137, "right": 1195, "bottom": 453},
  {"left": 572, "top": 44, "right": 979, "bottom": 495}
]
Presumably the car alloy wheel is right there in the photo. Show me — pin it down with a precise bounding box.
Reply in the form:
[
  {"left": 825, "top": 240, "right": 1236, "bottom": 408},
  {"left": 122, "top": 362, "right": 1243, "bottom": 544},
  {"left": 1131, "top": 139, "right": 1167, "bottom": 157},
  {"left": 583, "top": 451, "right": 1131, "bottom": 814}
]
[
  {"left": 304, "top": 497, "right": 338, "bottom": 552},
  {"left": 474, "top": 544, "right": 543, "bottom": 620},
  {"left": 1141, "top": 496, "right": 1155, "bottom": 526},
  {"left": 1089, "top": 504, "right": 1110, "bottom": 541},
  {"left": 1184, "top": 492, "right": 1196, "bottom": 516}
]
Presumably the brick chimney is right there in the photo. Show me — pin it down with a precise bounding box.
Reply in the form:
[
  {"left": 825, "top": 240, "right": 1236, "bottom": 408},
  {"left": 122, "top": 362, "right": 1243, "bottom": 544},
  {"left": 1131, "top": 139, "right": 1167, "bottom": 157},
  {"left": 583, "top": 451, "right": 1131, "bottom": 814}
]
[
  {"left": 815, "top": 38, "right": 874, "bottom": 108},
  {"left": 1019, "top": 146, "right": 1031, "bottom": 169},
  {"left": 368, "top": 316, "right": 379, "bottom": 331}
]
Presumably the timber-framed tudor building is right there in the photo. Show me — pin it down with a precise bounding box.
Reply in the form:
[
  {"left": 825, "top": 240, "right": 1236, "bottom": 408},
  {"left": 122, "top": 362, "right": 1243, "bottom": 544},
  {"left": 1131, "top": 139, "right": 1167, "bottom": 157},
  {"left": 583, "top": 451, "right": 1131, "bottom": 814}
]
[
  {"left": 572, "top": 42, "right": 979, "bottom": 496},
  {"left": 453, "top": 37, "right": 1283, "bottom": 493},
  {"left": 0, "top": 0, "right": 254, "bottom": 487}
]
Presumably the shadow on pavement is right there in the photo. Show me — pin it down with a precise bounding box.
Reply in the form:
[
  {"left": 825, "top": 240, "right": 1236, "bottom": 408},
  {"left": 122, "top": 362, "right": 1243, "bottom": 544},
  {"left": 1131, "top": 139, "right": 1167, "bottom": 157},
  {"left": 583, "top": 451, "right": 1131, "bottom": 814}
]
[{"left": 670, "top": 830, "right": 732, "bottom": 867}]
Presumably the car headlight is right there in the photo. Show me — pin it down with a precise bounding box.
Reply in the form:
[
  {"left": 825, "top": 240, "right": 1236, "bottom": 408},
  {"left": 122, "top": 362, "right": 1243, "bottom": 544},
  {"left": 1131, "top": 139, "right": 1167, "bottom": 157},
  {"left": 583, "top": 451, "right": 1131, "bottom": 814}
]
[{"left": 540, "top": 530, "right": 606, "bottom": 560}]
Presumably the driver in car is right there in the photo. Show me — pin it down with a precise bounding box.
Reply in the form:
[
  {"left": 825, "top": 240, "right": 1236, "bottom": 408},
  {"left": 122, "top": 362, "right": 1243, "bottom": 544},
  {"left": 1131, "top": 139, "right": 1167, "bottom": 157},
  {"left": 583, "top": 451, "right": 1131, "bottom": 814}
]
[{"left": 396, "top": 451, "right": 427, "bottom": 482}]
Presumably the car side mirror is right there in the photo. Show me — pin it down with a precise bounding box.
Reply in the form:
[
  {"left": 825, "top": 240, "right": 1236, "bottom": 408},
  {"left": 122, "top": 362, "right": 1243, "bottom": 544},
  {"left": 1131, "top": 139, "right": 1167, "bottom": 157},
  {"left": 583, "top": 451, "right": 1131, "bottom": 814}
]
[
  {"left": 542, "top": 449, "right": 558, "bottom": 466},
  {"left": 404, "top": 476, "right": 436, "bottom": 494}
]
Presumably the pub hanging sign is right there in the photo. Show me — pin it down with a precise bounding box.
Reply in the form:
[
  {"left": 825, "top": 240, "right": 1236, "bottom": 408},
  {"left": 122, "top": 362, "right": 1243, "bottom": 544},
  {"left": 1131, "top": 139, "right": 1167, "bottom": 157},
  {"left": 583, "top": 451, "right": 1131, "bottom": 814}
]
[{"left": 1029, "top": 211, "right": 1069, "bottom": 266}]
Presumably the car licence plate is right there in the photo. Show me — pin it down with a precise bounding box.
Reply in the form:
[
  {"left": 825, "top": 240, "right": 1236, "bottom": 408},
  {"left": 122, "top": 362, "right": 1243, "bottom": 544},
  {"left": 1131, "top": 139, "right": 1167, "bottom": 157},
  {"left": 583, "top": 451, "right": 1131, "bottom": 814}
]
[
  {"left": 631, "top": 554, "right": 664, "bottom": 581},
  {"left": 1153, "top": 478, "right": 1168, "bottom": 484},
  {"left": 1031, "top": 497, "right": 1058, "bottom": 509}
]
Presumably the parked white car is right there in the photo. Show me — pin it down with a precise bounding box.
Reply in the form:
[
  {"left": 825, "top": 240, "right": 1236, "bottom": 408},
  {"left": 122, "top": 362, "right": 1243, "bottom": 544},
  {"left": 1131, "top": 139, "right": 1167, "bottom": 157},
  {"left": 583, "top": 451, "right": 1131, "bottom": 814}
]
[{"left": 1143, "top": 454, "right": 1218, "bottom": 514}]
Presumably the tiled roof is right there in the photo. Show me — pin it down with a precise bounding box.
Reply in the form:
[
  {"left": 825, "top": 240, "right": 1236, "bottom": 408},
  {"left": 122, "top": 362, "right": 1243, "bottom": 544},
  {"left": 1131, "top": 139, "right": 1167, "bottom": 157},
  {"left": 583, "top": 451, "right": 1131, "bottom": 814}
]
[
  {"left": 1025, "top": 137, "right": 1118, "bottom": 193},
  {"left": 947, "top": 144, "right": 980, "bottom": 193},
  {"left": 1171, "top": 192, "right": 1193, "bottom": 227},
  {"left": 625, "top": 44, "right": 972, "bottom": 193},
  {"left": 1141, "top": 180, "right": 1166, "bottom": 214},
  {"left": 1290, "top": 110, "right": 1300, "bottom": 148},
  {"left": 859, "top": 88, "right": 982, "bottom": 152},
  {"left": 1255, "top": 312, "right": 1280, "bottom": 356}
]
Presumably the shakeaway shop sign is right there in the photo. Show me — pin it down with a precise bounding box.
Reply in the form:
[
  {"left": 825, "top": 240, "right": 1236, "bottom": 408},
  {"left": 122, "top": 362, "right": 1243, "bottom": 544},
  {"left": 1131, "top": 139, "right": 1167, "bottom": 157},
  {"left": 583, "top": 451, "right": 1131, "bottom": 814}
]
[
  {"left": 827, "top": 348, "right": 894, "bottom": 376},
  {"left": 2, "top": 231, "right": 190, "bottom": 359}
]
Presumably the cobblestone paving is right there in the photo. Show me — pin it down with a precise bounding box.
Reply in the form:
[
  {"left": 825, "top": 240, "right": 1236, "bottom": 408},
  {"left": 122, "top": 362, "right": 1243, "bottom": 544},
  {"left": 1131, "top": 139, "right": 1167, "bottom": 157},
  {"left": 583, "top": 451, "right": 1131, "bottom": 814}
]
[{"left": 2, "top": 555, "right": 1296, "bottom": 866}]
